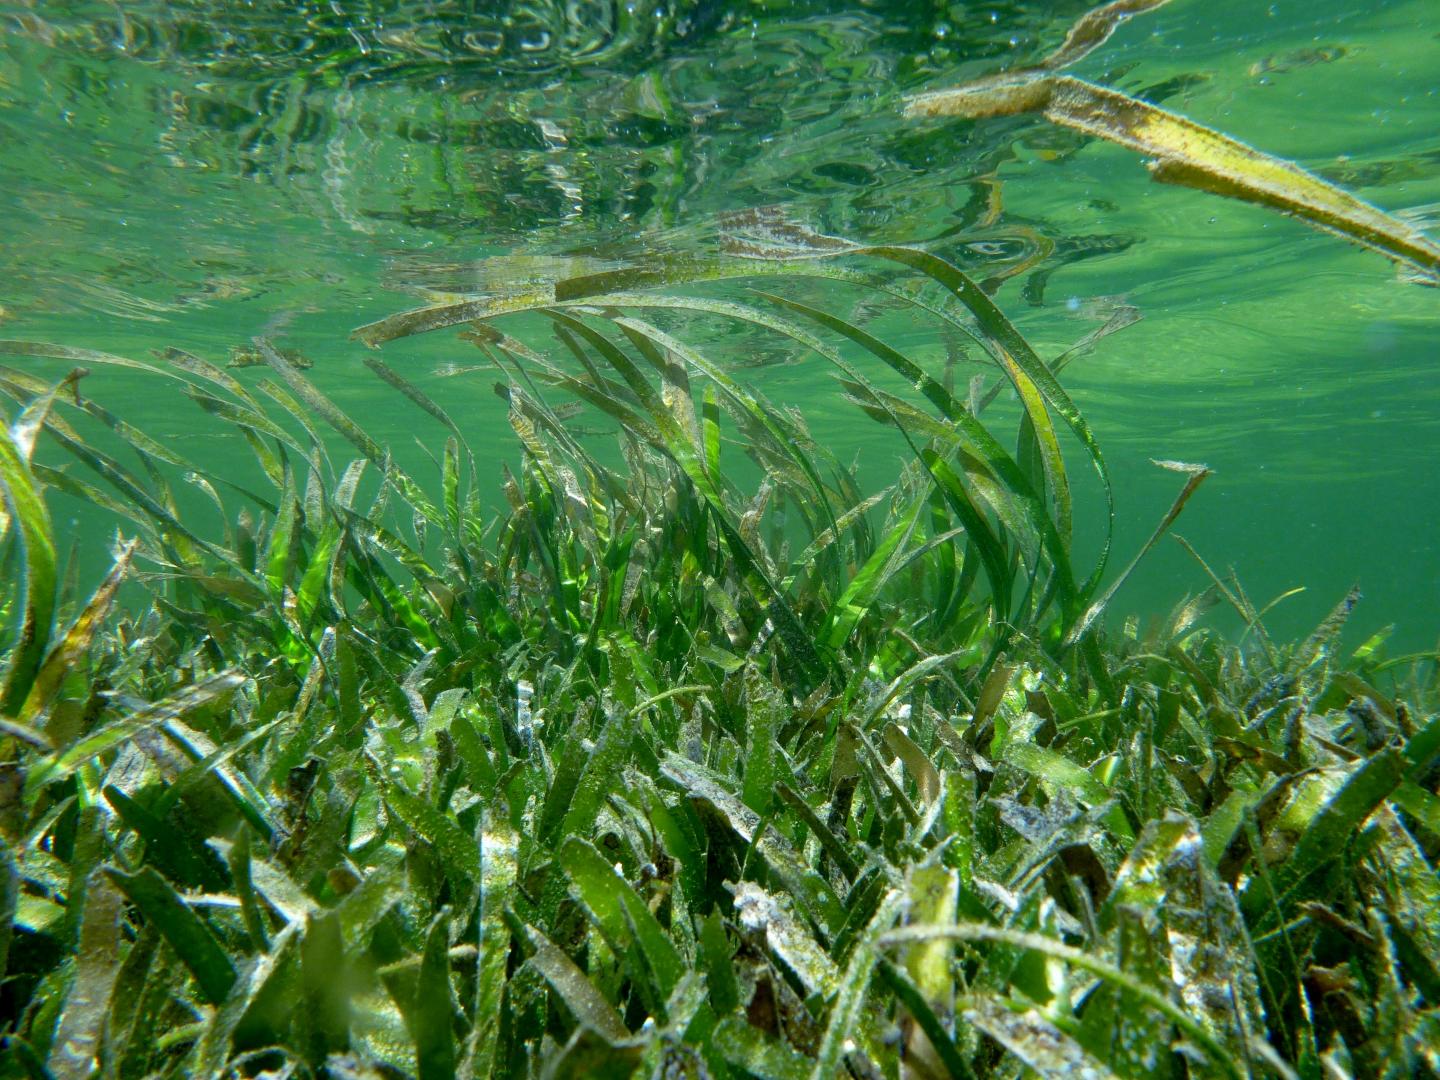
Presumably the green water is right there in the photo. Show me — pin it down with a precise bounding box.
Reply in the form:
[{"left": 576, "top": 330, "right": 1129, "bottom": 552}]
[{"left": 1, "top": 0, "right": 1436, "bottom": 647}]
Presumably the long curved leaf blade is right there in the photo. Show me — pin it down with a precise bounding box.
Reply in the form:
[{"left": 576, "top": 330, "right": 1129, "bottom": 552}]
[
  {"left": 1065, "top": 460, "right": 1211, "bottom": 646},
  {"left": 253, "top": 338, "right": 442, "bottom": 526},
  {"left": 1241, "top": 748, "right": 1406, "bottom": 928},
  {"left": 809, "top": 888, "right": 906, "bottom": 1079},
  {"left": 757, "top": 289, "right": 1082, "bottom": 622},
  {"left": 192, "top": 921, "right": 301, "bottom": 1077},
  {"left": 522, "top": 923, "right": 630, "bottom": 1042},
  {"left": 381, "top": 777, "right": 481, "bottom": 885},
  {"left": 103, "top": 866, "right": 236, "bottom": 1006},
  {"left": 20, "top": 539, "right": 135, "bottom": 726},
  {"left": 24, "top": 670, "right": 246, "bottom": 802},
  {"left": 839, "top": 246, "right": 1112, "bottom": 589},
  {"left": 47, "top": 872, "right": 125, "bottom": 1080},
  {"left": 545, "top": 311, "right": 826, "bottom": 680},
  {"left": 906, "top": 74, "right": 1440, "bottom": 283},
  {"left": 469, "top": 815, "right": 516, "bottom": 1078},
  {"left": 413, "top": 911, "right": 456, "bottom": 1080},
  {"left": 558, "top": 836, "right": 684, "bottom": 1005},
  {"left": 0, "top": 414, "right": 56, "bottom": 715}
]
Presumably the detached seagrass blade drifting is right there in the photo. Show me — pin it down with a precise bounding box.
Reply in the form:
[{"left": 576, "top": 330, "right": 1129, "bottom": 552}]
[{"left": 905, "top": 0, "right": 1440, "bottom": 284}]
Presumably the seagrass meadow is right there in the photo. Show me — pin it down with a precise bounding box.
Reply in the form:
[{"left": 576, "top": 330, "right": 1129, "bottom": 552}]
[{"left": 2, "top": 0, "right": 1439, "bottom": 1078}]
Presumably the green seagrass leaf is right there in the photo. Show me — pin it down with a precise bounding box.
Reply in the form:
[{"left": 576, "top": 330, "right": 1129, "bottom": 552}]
[
  {"left": 710, "top": 1016, "right": 814, "bottom": 1080},
  {"left": 0, "top": 400, "right": 57, "bottom": 716},
  {"left": 467, "top": 813, "right": 517, "bottom": 1078},
  {"left": 522, "top": 922, "right": 630, "bottom": 1042},
  {"left": 46, "top": 871, "right": 125, "bottom": 1080},
  {"left": 18, "top": 538, "right": 134, "bottom": 726},
  {"left": 809, "top": 888, "right": 905, "bottom": 1079},
  {"left": 965, "top": 998, "right": 1121, "bottom": 1079},
  {"left": 560, "top": 701, "right": 639, "bottom": 842},
  {"left": 25, "top": 671, "right": 246, "bottom": 804},
  {"left": 411, "top": 911, "right": 457, "bottom": 1080},
  {"left": 1241, "top": 748, "right": 1405, "bottom": 928},
  {"left": 381, "top": 774, "right": 481, "bottom": 885},
  {"left": 103, "top": 866, "right": 236, "bottom": 1006},
  {"left": 660, "top": 752, "right": 845, "bottom": 935},
  {"left": 741, "top": 664, "right": 783, "bottom": 816},
  {"left": 192, "top": 921, "right": 301, "bottom": 1076},
  {"left": 559, "top": 836, "right": 684, "bottom": 1008}
]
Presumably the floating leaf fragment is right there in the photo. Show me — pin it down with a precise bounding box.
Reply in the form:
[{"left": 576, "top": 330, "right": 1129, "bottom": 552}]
[{"left": 905, "top": 0, "right": 1440, "bottom": 285}]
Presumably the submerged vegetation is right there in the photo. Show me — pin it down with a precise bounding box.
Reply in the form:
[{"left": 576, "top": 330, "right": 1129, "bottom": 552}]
[
  {"left": 0, "top": 219, "right": 1437, "bottom": 1079},
  {"left": 2, "top": 2, "right": 1439, "bottom": 1077}
]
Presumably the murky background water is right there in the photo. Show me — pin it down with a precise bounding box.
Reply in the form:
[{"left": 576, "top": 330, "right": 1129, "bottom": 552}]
[{"left": 1, "top": 0, "right": 1436, "bottom": 648}]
